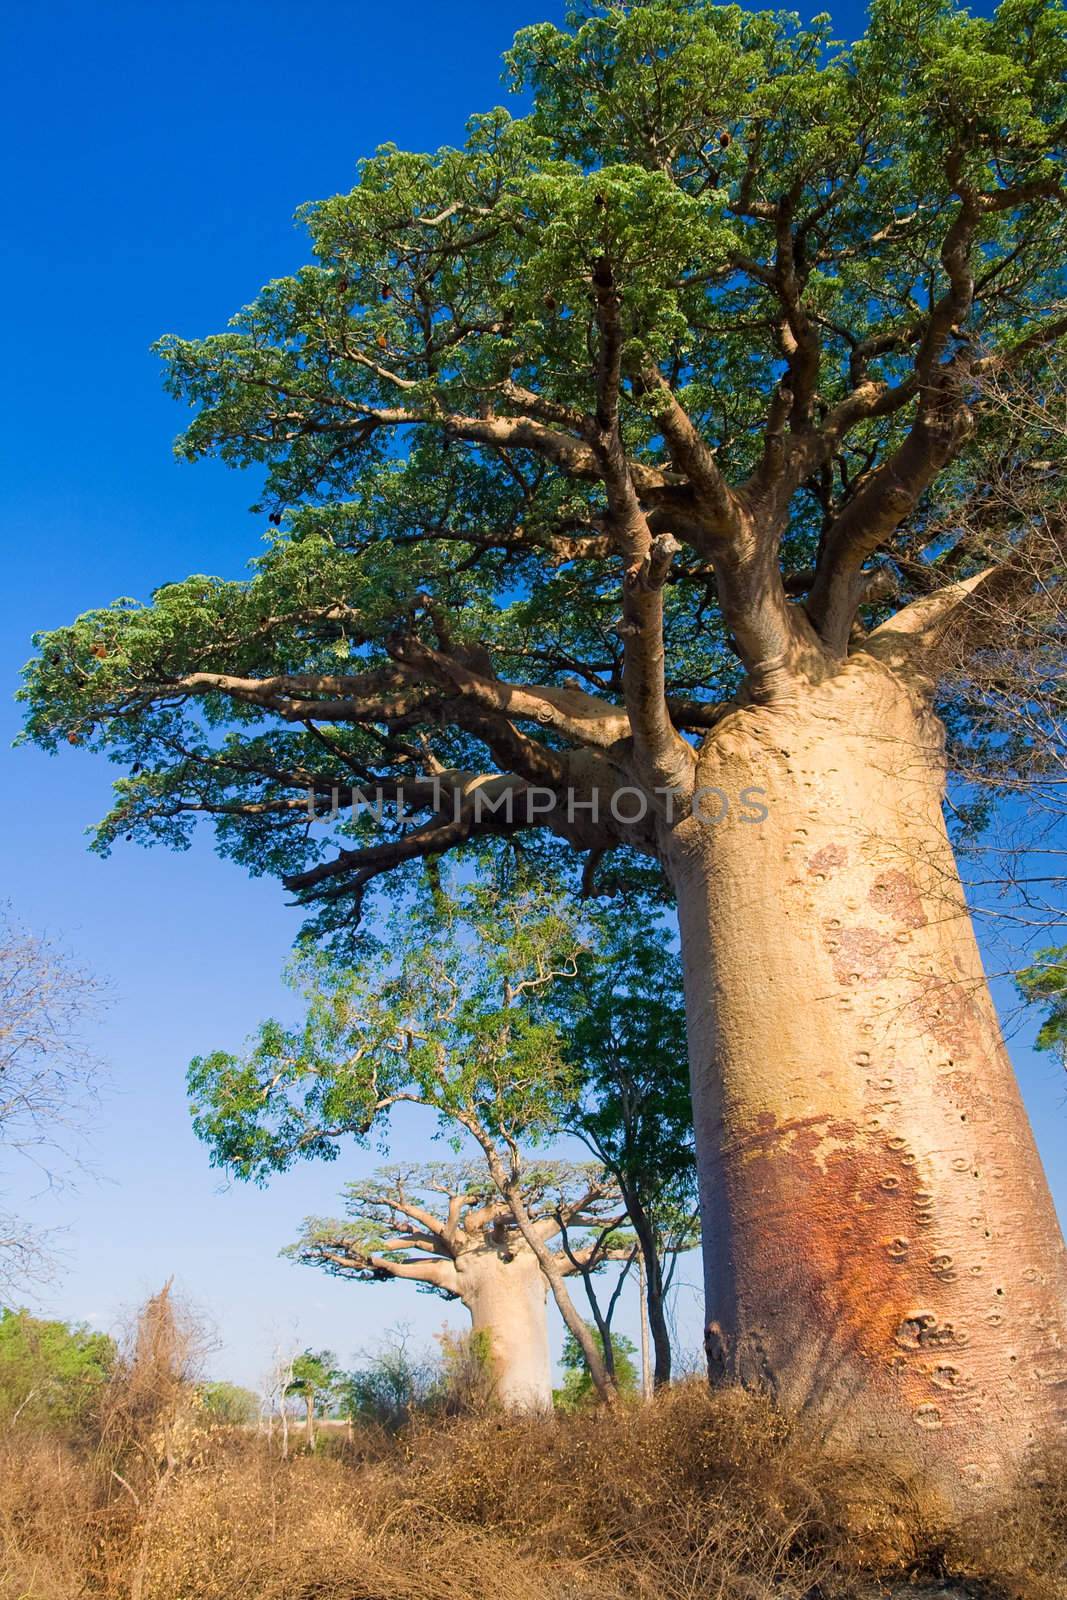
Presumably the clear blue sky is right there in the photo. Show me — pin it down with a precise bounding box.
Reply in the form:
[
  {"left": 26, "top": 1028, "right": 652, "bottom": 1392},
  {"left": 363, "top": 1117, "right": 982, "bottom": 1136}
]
[{"left": 3, "top": 0, "right": 1060, "bottom": 1389}]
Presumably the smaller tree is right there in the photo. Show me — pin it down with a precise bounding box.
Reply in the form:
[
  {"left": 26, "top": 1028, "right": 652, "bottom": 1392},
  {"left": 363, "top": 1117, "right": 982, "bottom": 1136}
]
[
  {"left": 260, "top": 1342, "right": 298, "bottom": 1457},
  {"left": 558, "top": 1323, "right": 639, "bottom": 1411},
  {"left": 290, "top": 1162, "right": 624, "bottom": 1412},
  {"left": 339, "top": 1324, "right": 438, "bottom": 1431},
  {"left": 197, "top": 1380, "right": 258, "bottom": 1427},
  {"left": 541, "top": 903, "right": 699, "bottom": 1387},
  {"left": 285, "top": 1348, "right": 343, "bottom": 1450},
  {"left": 190, "top": 871, "right": 629, "bottom": 1400}
]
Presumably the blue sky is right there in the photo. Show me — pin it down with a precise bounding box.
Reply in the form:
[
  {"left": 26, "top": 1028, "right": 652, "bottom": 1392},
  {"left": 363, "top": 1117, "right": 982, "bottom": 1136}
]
[{"left": 2, "top": 0, "right": 1061, "bottom": 1389}]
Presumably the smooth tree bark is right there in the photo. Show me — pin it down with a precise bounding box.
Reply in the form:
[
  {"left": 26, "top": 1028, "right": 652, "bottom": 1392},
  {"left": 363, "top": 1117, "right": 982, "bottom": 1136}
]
[
  {"left": 293, "top": 1167, "right": 625, "bottom": 1412},
  {"left": 671, "top": 637, "right": 1067, "bottom": 1487},
  {"left": 22, "top": 0, "right": 1067, "bottom": 1503},
  {"left": 638, "top": 1253, "right": 652, "bottom": 1402}
]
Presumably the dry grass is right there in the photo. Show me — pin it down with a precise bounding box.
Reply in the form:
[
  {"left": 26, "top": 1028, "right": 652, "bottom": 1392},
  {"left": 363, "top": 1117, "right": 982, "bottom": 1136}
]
[{"left": 0, "top": 1383, "right": 1063, "bottom": 1600}]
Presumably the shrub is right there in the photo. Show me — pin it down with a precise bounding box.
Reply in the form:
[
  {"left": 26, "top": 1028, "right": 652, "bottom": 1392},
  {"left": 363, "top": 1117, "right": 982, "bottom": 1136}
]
[
  {"left": 557, "top": 1324, "right": 639, "bottom": 1410},
  {"left": 0, "top": 1306, "right": 115, "bottom": 1432},
  {"left": 197, "top": 1381, "right": 258, "bottom": 1426},
  {"left": 1, "top": 1379, "right": 1062, "bottom": 1600}
]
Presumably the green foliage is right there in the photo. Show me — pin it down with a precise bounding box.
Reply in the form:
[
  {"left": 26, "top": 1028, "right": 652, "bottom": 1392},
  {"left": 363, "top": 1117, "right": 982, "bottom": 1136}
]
[
  {"left": 287, "top": 1157, "right": 619, "bottom": 1299},
  {"left": 1017, "top": 947, "right": 1067, "bottom": 1057},
  {"left": 338, "top": 1330, "right": 439, "bottom": 1430},
  {"left": 18, "top": 0, "right": 1066, "bottom": 941},
  {"left": 188, "top": 866, "right": 586, "bottom": 1181},
  {"left": 197, "top": 1379, "right": 259, "bottom": 1426},
  {"left": 558, "top": 1322, "right": 638, "bottom": 1409},
  {"left": 0, "top": 1307, "right": 116, "bottom": 1430},
  {"left": 286, "top": 1348, "right": 345, "bottom": 1416},
  {"left": 544, "top": 901, "right": 696, "bottom": 1219}
]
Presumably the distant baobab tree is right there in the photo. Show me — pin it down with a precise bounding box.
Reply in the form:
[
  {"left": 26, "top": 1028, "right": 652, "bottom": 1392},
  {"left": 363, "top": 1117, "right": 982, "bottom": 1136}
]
[{"left": 291, "top": 1163, "right": 626, "bottom": 1412}]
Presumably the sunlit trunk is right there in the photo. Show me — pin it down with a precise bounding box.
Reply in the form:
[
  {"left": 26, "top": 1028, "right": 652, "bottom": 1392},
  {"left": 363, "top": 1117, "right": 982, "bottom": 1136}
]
[
  {"left": 667, "top": 655, "right": 1067, "bottom": 1504},
  {"left": 638, "top": 1251, "right": 653, "bottom": 1400},
  {"left": 457, "top": 1251, "right": 553, "bottom": 1413}
]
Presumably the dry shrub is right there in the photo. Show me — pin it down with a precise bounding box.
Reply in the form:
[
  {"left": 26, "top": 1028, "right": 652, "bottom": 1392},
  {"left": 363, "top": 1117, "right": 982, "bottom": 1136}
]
[
  {"left": 947, "top": 1441, "right": 1067, "bottom": 1600},
  {"left": 0, "top": 1432, "right": 102, "bottom": 1600},
  {"left": 390, "top": 1383, "right": 934, "bottom": 1595},
  {"left": 0, "top": 1381, "right": 1063, "bottom": 1600},
  {"left": 98, "top": 1280, "right": 212, "bottom": 1471}
]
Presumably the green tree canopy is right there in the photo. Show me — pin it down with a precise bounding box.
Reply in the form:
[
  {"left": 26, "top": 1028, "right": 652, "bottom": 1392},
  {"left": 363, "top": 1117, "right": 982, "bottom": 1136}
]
[
  {"left": 18, "top": 0, "right": 1067, "bottom": 941},
  {"left": 548, "top": 904, "right": 695, "bottom": 1217},
  {"left": 286, "top": 1348, "right": 344, "bottom": 1416},
  {"left": 538, "top": 902, "right": 697, "bottom": 1384},
  {"left": 286, "top": 1160, "right": 626, "bottom": 1299},
  {"left": 197, "top": 1379, "right": 259, "bottom": 1426},
  {"left": 188, "top": 870, "right": 584, "bottom": 1180}
]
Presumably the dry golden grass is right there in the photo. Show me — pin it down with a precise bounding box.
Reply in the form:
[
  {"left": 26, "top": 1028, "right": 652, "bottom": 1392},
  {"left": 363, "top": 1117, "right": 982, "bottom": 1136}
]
[{"left": 0, "top": 1384, "right": 1063, "bottom": 1600}]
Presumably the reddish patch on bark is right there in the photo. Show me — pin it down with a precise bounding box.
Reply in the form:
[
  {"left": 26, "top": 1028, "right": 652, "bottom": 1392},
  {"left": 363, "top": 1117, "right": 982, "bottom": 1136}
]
[
  {"left": 721, "top": 1114, "right": 970, "bottom": 1420},
  {"left": 727, "top": 1111, "right": 844, "bottom": 1156},
  {"left": 808, "top": 844, "right": 848, "bottom": 877},
  {"left": 869, "top": 870, "right": 926, "bottom": 930},
  {"left": 823, "top": 924, "right": 895, "bottom": 985}
]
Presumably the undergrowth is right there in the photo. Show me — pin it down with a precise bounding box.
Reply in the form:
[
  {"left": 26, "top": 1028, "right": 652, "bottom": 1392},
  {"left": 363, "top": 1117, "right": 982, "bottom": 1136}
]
[{"left": 0, "top": 1382, "right": 1063, "bottom": 1600}]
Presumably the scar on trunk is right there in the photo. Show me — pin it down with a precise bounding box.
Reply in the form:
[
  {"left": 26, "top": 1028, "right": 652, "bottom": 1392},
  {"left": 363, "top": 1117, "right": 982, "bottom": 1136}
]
[
  {"left": 807, "top": 844, "right": 848, "bottom": 877},
  {"left": 868, "top": 869, "right": 926, "bottom": 929},
  {"left": 823, "top": 924, "right": 895, "bottom": 985},
  {"left": 908, "top": 976, "right": 983, "bottom": 1057}
]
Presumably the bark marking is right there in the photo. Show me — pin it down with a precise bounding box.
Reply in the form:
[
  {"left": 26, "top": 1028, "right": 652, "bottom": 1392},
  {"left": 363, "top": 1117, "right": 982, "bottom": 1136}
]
[
  {"left": 807, "top": 844, "right": 848, "bottom": 877},
  {"left": 908, "top": 976, "right": 983, "bottom": 1057},
  {"left": 715, "top": 1112, "right": 1019, "bottom": 1447},
  {"left": 823, "top": 924, "right": 895, "bottom": 985},
  {"left": 868, "top": 870, "right": 927, "bottom": 929}
]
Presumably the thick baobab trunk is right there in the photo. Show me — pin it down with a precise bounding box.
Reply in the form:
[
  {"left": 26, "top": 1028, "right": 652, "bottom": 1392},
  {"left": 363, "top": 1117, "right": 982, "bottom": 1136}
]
[
  {"left": 668, "top": 654, "right": 1067, "bottom": 1504},
  {"left": 458, "top": 1249, "right": 553, "bottom": 1413}
]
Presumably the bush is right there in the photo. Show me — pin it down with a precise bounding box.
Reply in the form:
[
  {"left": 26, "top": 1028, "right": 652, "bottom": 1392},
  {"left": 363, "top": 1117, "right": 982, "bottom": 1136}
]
[
  {"left": 433, "top": 1325, "right": 497, "bottom": 1414},
  {"left": 557, "top": 1323, "right": 639, "bottom": 1409},
  {"left": 197, "top": 1381, "right": 258, "bottom": 1426},
  {"left": 0, "top": 1380, "right": 1063, "bottom": 1600},
  {"left": 0, "top": 1306, "right": 115, "bottom": 1432},
  {"left": 339, "top": 1328, "right": 440, "bottom": 1432}
]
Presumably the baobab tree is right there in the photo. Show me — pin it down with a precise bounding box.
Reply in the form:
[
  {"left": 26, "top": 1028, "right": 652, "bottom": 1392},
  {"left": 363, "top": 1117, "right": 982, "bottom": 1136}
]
[
  {"left": 291, "top": 1163, "right": 626, "bottom": 1412},
  {"left": 19, "top": 0, "right": 1067, "bottom": 1498}
]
